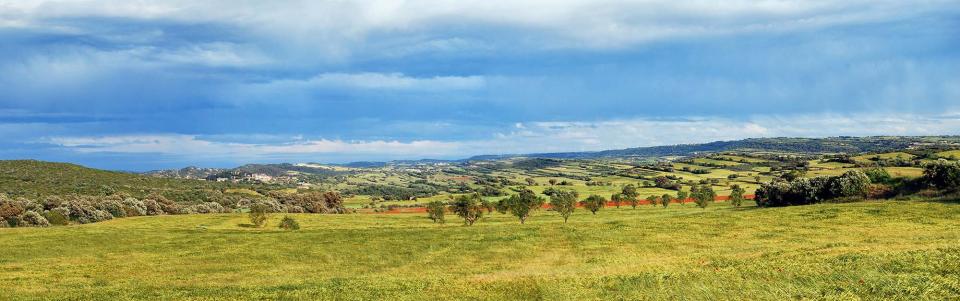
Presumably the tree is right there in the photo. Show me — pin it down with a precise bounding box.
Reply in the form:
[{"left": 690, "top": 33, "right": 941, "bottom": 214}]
[
  {"left": 660, "top": 194, "right": 672, "bottom": 207},
  {"left": 450, "top": 193, "right": 485, "bottom": 226},
  {"left": 481, "top": 199, "right": 495, "bottom": 213},
  {"left": 248, "top": 203, "right": 269, "bottom": 227},
  {"left": 426, "top": 201, "right": 446, "bottom": 224},
  {"left": 505, "top": 189, "right": 545, "bottom": 224},
  {"left": 693, "top": 185, "right": 715, "bottom": 209},
  {"left": 646, "top": 195, "right": 659, "bottom": 207},
  {"left": 610, "top": 193, "right": 623, "bottom": 208},
  {"left": 677, "top": 187, "right": 688, "bottom": 206},
  {"left": 582, "top": 195, "right": 606, "bottom": 215},
  {"left": 621, "top": 184, "right": 639, "bottom": 208},
  {"left": 548, "top": 179, "right": 558, "bottom": 186},
  {"left": 730, "top": 184, "right": 746, "bottom": 207},
  {"left": 550, "top": 190, "right": 578, "bottom": 223},
  {"left": 525, "top": 178, "right": 537, "bottom": 186}
]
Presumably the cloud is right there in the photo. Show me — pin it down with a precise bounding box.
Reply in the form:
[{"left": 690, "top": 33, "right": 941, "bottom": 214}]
[
  {"left": 4, "top": 0, "right": 956, "bottom": 56},
  {"left": 260, "top": 72, "right": 485, "bottom": 91},
  {"left": 41, "top": 112, "right": 960, "bottom": 167}
]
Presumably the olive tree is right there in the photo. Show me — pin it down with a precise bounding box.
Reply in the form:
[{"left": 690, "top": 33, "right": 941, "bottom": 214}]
[
  {"left": 450, "top": 193, "right": 485, "bottom": 226},
  {"left": 621, "top": 184, "right": 639, "bottom": 208},
  {"left": 730, "top": 184, "right": 746, "bottom": 207},
  {"left": 660, "top": 194, "right": 672, "bottom": 207},
  {"left": 646, "top": 195, "right": 659, "bottom": 207},
  {"left": 426, "top": 200, "right": 446, "bottom": 224},
  {"left": 505, "top": 189, "right": 545, "bottom": 224},
  {"left": 550, "top": 190, "right": 578, "bottom": 223},
  {"left": 693, "top": 185, "right": 716, "bottom": 209},
  {"left": 582, "top": 195, "right": 606, "bottom": 215}
]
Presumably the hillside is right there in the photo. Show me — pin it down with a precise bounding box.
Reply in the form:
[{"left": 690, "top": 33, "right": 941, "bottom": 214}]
[{"left": 0, "top": 160, "right": 258, "bottom": 201}]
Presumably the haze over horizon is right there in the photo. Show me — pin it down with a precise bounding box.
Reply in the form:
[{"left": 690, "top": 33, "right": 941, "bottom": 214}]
[{"left": 1, "top": 1, "right": 959, "bottom": 170}]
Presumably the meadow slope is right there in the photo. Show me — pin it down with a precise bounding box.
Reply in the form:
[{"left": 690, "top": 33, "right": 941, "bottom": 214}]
[{"left": 1, "top": 200, "right": 958, "bottom": 300}]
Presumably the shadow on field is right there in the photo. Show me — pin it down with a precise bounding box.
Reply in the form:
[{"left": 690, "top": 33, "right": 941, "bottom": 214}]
[{"left": 238, "top": 223, "right": 259, "bottom": 228}]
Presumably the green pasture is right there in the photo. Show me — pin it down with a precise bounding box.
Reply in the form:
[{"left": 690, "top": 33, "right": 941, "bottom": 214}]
[{"left": 2, "top": 200, "right": 958, "bottom": 300}]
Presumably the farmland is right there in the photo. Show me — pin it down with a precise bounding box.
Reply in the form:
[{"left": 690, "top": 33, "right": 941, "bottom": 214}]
[
  {"left": 1, "top": 199, "right": 958, "bottom": 300},
  {"left": 3, "top": 137, "right": 960, "bottom": 300}
]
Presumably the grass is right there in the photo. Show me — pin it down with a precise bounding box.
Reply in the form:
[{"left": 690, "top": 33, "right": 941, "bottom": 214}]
[{"left": 1, "top": 200, "right": 958, "bottom": 300}]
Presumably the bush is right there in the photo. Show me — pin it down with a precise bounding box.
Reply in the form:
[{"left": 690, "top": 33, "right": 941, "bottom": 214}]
[
  {"left": 96, "top": 199, "right": 127, "bottom": 218},
  {"left": 425, "top": 201, "right": 446, "bottom": 224},
  {"left": 279, "top": 216, "right": 300, "bottom": 230},
  {"left": 122, "top": 198, "right": 147, "bottom": 216},
  {"left": 249, "top": 203, "right": 270, "bottom": 227},
  {"left": 756, "top": 171, "right": 870, "bottom": 207},
  {"left": 44, "top": 209, "right": 70, "bottom": 225},
  {"left": 20, "top": 211, "right": 50, "bottom": 227},
  {"left": 922, "top": 161, "right": 960, "bottom": 190}
]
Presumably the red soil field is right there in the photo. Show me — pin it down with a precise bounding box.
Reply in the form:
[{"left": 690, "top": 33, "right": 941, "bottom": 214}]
[{"left": 362, "top": 195, "right": 755, "bottom": 214}]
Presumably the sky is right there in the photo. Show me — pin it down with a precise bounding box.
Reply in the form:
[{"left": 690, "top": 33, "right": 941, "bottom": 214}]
[{"left": 1, "top": 0, "right": 959, "bottom": 171}]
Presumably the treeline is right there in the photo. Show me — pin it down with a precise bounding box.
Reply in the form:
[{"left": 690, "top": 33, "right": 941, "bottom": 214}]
[
  {"left": 0, "top": 190, "right": 347, "bottom": 228},
  {"left": 756, "top": 161, "right": 960, "bottom": 207}
]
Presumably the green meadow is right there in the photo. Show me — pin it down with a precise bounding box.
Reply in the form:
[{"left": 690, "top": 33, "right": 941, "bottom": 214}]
[{"left": 2, "top": 200, "right": 958, "bottom": 300}]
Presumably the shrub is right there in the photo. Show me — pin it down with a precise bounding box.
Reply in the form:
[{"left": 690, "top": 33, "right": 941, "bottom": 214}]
[
  {"left": 20, "top": 211, "right": 50, "bottom": 227},
  {"left": 279, "top": 216, "right": 300, "bottom": 230},
  {"left": 756, "top": 171, "right": 871, "bottom": 207},
  {"left": 249, "top": 203, "right": 270, "bottom": 227},
  {"left": 864, "top": 167, "right": 893, "bottom": 184},
  {"left": 122, "top": 198, "right": 147, "bottom": 217},
  {"left": 830, "top": 170, "right": 871, "bottom": 198},
  {"left": 425, "top": 201, "right": 446, "bottom": 224},
  {"left": 96, "top": 199, "right": 127, "bottom": 218},
  {"left": 142, "top": 199, "right": 164, "bottom": 215},
  {"left": 922, "top": 161, "right": 960, "bottom": 190},
  {"left": 44, "top": 209, "right": 70, "bottom": 226}
]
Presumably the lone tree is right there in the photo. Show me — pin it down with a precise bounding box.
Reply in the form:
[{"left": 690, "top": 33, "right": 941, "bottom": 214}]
[
  {"left": 550, "top": 190, "right": 578, "bottom": 223},
  {"left": 249, "top": 203, "right": 269, "bottom": 227},
  {"left": 729, "top": 184, "right": 746, "bottom": 207},
  {"left": 611, "top": 193, "right": 623, "bottom": 208},
  {"left": 622, "top": 184, "right": 639, "bottom": 208},
  {"left": 646, "top": 195, "right": 659, "bottom": 207},
  {"left": 426, "top": 200, "right": 446, "bottom": 224},
  {"left": 661, "top": 194, "right": 672, "bottom": 207},
  {"left": 450, "top": 193, "right": 485, "bottom": 226},
  {"left": 693, "top": 185, "right": 716, "bottom": 209},
  {"left": 582, "top": 195, "right": 606, "bottom": 215},
  {"left": 505, "top": 189, "right": 545, "bottom": 224},
  {"left": 677, "top": 187, "right": 688, "bottom": 206}
]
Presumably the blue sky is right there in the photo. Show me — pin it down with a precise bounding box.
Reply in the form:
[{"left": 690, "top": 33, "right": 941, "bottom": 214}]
[{"left": 1, "top": 0, "right": 959, "bottom": 170}]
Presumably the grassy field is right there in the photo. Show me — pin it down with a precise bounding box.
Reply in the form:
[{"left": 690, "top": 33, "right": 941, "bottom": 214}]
[{"left": 2, "top": 200, "right": 958, "bottom": 300}]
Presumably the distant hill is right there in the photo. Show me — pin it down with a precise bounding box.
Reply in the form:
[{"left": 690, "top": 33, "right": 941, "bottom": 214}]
[
  {"left": 0, "top": 160, "right": 245, "bottom": 200},
  {"left": 468, "top": 136, "right": 960, "bottom": 160},
  {"left": 144, "top": 166, "right": 225, "bottom": 179}
]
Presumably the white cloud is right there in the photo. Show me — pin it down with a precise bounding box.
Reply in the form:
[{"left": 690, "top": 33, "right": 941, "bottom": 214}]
[
  {"left": 270, "top": 72, "right": 485, "bottom": 90},
  {"left": 4, "top": 0, "right": 955, "bottom": 54},
  {"left": 44, "top": 112, "right": 960, "bottom": 162}
]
